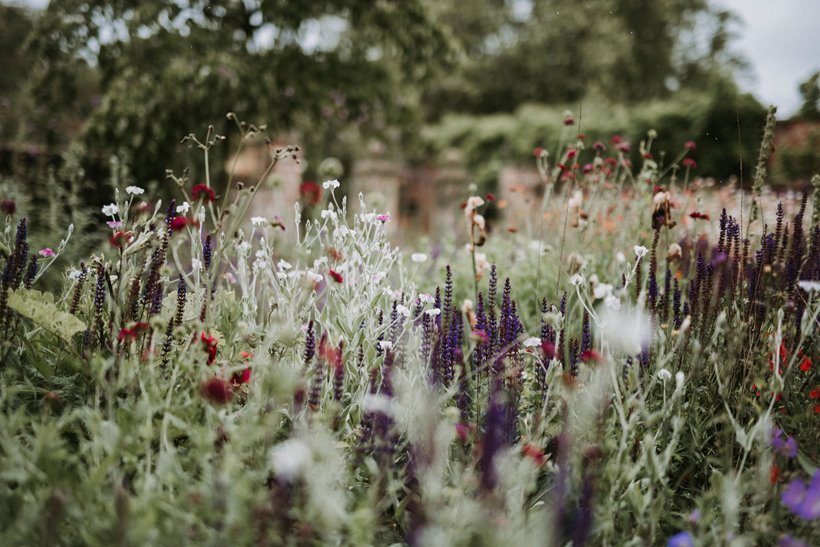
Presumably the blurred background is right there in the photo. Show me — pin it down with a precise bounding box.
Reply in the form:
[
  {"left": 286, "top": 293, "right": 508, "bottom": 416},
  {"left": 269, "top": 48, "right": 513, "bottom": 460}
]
[{"left": 0, "top": 0, "right": 818, "bottom": 251}]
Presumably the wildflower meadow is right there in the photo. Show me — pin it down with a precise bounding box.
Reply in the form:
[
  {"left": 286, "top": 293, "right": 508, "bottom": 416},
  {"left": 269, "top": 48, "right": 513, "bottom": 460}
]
[{"left": 1, "top": 109, "right": 819, "bottom": 547}]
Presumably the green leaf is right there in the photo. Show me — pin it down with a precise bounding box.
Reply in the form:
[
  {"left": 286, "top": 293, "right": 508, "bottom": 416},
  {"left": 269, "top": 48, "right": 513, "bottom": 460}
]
[{"left": 7, "top": 289, "right": 87, "bottom": 342}]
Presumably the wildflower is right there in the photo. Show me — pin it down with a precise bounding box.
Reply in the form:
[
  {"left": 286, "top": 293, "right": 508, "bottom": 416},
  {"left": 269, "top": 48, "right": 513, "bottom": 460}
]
[
  {"left": 170, "top": 216, "right": 190, "bottom": 231},
  {"left": 321, "top": 209, "right": 338, "bottom": 221},
  {"left": 541, "top": 341, "right": 556, "bottom": 359},
  {"left": 568, "top": 190, "right": 584, "bottom": 209},
  {"left": 569, "top": 274, "right": 585, "bottom": 286},
  {"left": 616, "top": 251, "right": 626, "bottom": 264},
  {"left": 582, "top": 163, "right": 594, "bottom": 174},
  {"left": 485, "top": 192, "right": 496, "bottom": 202},
  {"left": 799, "top": 356, "right": 811, "bottom": 372},
  {"left": 110, "top": 231, "right": 132, "bottom": 249},
  {"left": 781, "top": 470, "right": 820, "bottom": 520},
  {"left": 566, "top": 149, "right": 578, "bottom": 159},
  {"left": 323, "top": 179, "right": 340, "bottom": 190},
  {"left": 617, "top": 141, "right": 631, "bottom": 153},
  {"left": 176, "top": 201, "right": 191, "bottom": 215},
  {"left": 411, "top": 252, "right": 428, "bottom": 263},
  {"left": 563, "top": 114, "right": 575, "bottom": 126},
  {"left": 419, "top": 293, "right": 435, "bottom": 304},
  {"left": 523, "top": 337, "right": 542, "bottom": 348},
  {"left": 472, "top": 329, "right": 489, "bottom": 344},
  {"left": 232, "top": 367, "right": 252, "bottom": 386},
  {"left": 667, "top": 531, "right": 694, "bottom": 547},
  {"left": 634, "top": 245, "right": 649, "bottom": 259},
  {"left": 580, "top": 350, "right": 603, "bottom": 364},
  {"left": 328, "top": 269, "right": 343, "bottom": 283},
  {"left": 106, "top": 220, "right": 123, "bottom": 229},
  {"left": 689, "top": 211, "right": 710, "bottom": 220},
  {"left": 201, "top": 377, "right": 232, "bottom": 404},
  {"left": 667, "top": 243, "right": 683, "bottom": 260},
  {"left": 191, "top": 258, "right": 202, "bottom": 271},
  {"left": 593, "top": 283, "right": 613, "bottom": 300},
  {"left": 522, "top": 443, "right": 546, "bottom": 466},
  {"left": 682, "top": 158, "right": 697, "bottom": 169},
  {"left": 201, "top": 332, "right": 218, "bottom": 365},
  {"left": 798, "top": 280, "right": 820, "bottom": 292},
  {"left": 425, "top": 308, "right": 441, "bottom": 317},
  {"left": 604, "top": 294, "right": 621, "bottom": 310},
  {"left": 299, "top": 181, "right": 322, "bottom": 205},
  {"left": 277, "top": 259, "right": 292, "bottom": 271},
  {"left": 657, "top": 368, "right": 672, "bottom": 381},
  {"left": 771, "top": 464, "right": 781, "bottom": 484},
  {"left": 376, "top": 213, "right": 390, "bottom": 223},
  {"left": 455, "top": 422, "right": 470, "bottom": 442},
  {"left": 396, "top": 304, "right": 411, "bottom": 317},
  {"left": 125, "top": 185, "right": 144, "bottom": 195},
  {"left": 675, "top": 371, "right": 685, "bottom": 390},
  {"left": 464, "top": 196, "right": 485, "bottom": 217},
  {"left": 684, "top": 140, "right": 696, "bottom": 150},
  {"left": 771, "top": 428, "right": 798, "bottom": 459},
  {"left": 102, "top": 203, "right": 119, "bottom": 217},
  {"left": 809, "top": 387, "right": 819, "bottom": 399},
  {"left": 270, "top": 439, "right": 311, "bottom": 481},
  {"left": 39, "top": 248, "right": 55, "bottom": 258},
  {"left": 0, "top": 199, "right": 15, "bottom": 215},
  {"left": 191, "top": 183, "right": 216, "bottom": 203},
  {"left": 600, "top": 306, "right": 651, "bottom": 354},
  {"left": 777, "top": 534, "right": 808, "bottom": 547}
]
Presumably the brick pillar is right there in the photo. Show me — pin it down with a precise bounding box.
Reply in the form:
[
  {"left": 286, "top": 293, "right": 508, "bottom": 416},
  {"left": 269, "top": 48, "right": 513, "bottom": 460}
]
[{"left": 351, "top": 141, "right": 401, "bottom": 235}]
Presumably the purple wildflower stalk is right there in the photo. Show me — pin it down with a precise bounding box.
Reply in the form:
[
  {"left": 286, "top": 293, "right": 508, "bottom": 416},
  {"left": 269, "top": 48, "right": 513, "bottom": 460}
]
[
  {"left": 69, "top": 263, "right": 88, "bottom": 316},
  {"left": 23, "top": 255, "right": 38, "bottom": 289}
]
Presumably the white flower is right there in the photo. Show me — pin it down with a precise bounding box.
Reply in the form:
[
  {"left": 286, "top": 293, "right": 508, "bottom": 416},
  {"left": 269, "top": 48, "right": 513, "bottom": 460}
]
[
  {"left": 523, "top": 337, "right": 542, "bottom": 348},
  {"left": 411, "top": 253, "right": 428, "bottom": 263},
  {"left": 657, "top": 368, "right": 672, "bottom": 381},
  {"left": 359, "top": 213, "right": 377, "bottom": 223},
  {"left": 277, "top": 259, "right": 292, "bottom": 270},
  {"left": 68, "top": 269, "right": 82, "bottom": 281},
  {"left": 270, "top": 439, "right": 312, "bottom": 481},
  {"left": 378, "top": 341, "right": 393, "bottom": 351},
  {"left": 191, "top": 258, "right": 202, "bottom": 271},
  {"left": 675, "top": 371, "right": 685, "bottom": 391},
  {"left": 599, "top": 306, "right": 652, "bottom": 354},
  {"left": 798, "top": 280, "right": 820, "bottom": 292},
  {"left": 176, "top": 201, "right": 190, "bottom": 215},
  {"left": 236, "top": 241, "right": 251, "bottom": 256},
  {"left": 418, "top": 293, "right": 435, "bottom": 304},
  {"left": 305, "top": 271, "right": 323, "bottom": 283},
  {"left": 321, "top": 209, "right": 338, "bottom": 221},
  {"left": 593, "top": 283, "right": 613, "bottom": 300},
  {"left": 634, "top": 245, "right": 649, "bottom": 259},
  {"left": 336, "top": 225, "right": 351, "bottom": 237},
  {"left": 568, "top": 190, "right": 584, "bottom": 209},
  {"left": 604, "top": 294, "right": 621, "bottom": 310},
  {"left": 371, "top": 271, "right": 387, "bottom": 283},
  {"left": 323, "top": 179, "right": 340, "bottom": 190},
  {"left": 616, "top": 251, "right": 626, "bottom": 264},
  {"left": 425, "top": 308, "right": 441, "bottom": 317},
  {"left": 569, "top": 274, "right": 585, "bottom": 286},
  {"left": 396, "top": 304, "right": 411, "bottom": 317},
  {"left": 125, "top": 185, "right": 144, "bottom": 195},
  {"left": 251, "top": 216, "right": 268, "bottom": 227},
  {"left": 255, "top": 250, "right": 267, "bottom": 260},
  {"left": 101, "top": 203, "right": 119, "bottom": 217}
]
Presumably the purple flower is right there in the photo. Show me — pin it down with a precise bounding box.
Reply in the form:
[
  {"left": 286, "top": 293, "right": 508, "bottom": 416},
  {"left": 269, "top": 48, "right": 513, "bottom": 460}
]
[
  {"left": 778, "top": 534, "right": 808, "bottom": 547},
  {"left": 770, "top": 427, "right": 798, "bottom": 459},
  {"left": 107, "top": 220, "right": 123, "bottom": 229},
  {"left": 667, "top": 531, "right": 694, "bottom": 547},
  {"left": 782, "top": 471, "right": 820, "bottom": 520}
]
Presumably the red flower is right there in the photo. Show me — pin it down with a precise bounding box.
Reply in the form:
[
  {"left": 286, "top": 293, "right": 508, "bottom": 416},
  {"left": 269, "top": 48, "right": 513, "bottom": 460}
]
[
  {"left": 0, "top": 199, "right": 16, "bottom": 215},
  {"left": 455, "top": 422, "right": 470, "bottom": 442},
  {"left": 541, "top": 341, "right": 556, "bottom": 360},
  {"left": 485, "top": 192, "right": 496, "bottom": 202},
  {"left": 770, "top": 464, "right": 780, "bottom": 484},
  {"left": 577, "top": 133, "right": 587, "bottom": 140},
  {"left": 593, "top": 141, "right": 606, "bottom": 152},
  {"left": 522, "top": 443, "right": 546, "bottom": 466},
  {"left": 643, "top": 152, "right": 653, "bottom": 159},
  {"left": 617, "top": 142, "right": 631, "bottom": 153},
  {"left": 809, "top": 387, "right": 820, "bottom": 399},
  {"left": 299, "top": 181, "right": 322, "bottom": 205},
  {"left": 610, "top": 135, "right": 623, "bottom": 145},
  {"left": 201, "top": 377, "right": 232, "bottom": 404},
  {"left": 684, "top": 140, "right": 696, "bottom": 151},
  {"left": 689, "top": 212, "right": 710, "bottom": 220},
  {"left": 799, "top": 356, "right": 812, "bottom": 372},
  {"left": 566, "top": 149, "right": 577, "bottom": 159},
  {"left": 582, "top": 164, "right": 593, "bottom": 174},
  {"left": 170, "top": 216, "right": 190, "bottom": 231},
  {"left": 815, "top": 404, "right": 820, "bottom": 414},
  {"left": 118, "top": 328, "right": 137, "bottom": 341},
  {"left": 232, "top": 367, "right": 252, "bottom": 385},
  {"left": 580, "top": 350, "right": 603, "bottom": 364},
  {"left": 604, "top": 157, "right": 617, "bottom": 166},
  {"left": 191, "top": 183, "right": 216, "bottom": 203},
  {"left": 110, "top": 231, "right": 132, "bottom": 249},
  {"left": 201, "top": 332, "right": 218, "bottom": 365},
  {"left": 682, "top": 158, "right": 697, "bottom": 169},
  {"left": 328, "top": 269, "right": 343, "bottom": 283},
  {"left": 241, "top": 351, "right": 254, "bottom": 360},
  {"left": 533, "top": 147, "right": 546, "bottom": 158},
  {"left": 563, "top": 116, "right": 575, "bottom": 126}
]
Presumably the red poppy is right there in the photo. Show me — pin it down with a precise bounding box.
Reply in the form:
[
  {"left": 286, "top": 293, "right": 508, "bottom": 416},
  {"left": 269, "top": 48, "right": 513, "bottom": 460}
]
[
  {"left": 689, "top": 212, "right": 710, "bottom": 220},
  {"left": 299, "top": 181, "right": 322, "bottom": 205},
  {"left": 201, "top": 332, "right": 218, "bottom": 365},
  {"left": 191, "top": 184, "right": 216, "bottom": 203},
  {"left": 328, "top": 269, "right": 343, "bottom": 283},
  {"left": 566, "top": 149, "right": 577, "bottom": 159},
  {"left": 201, "top": 377, "right": 232, "bottom": 404},
  {"left": 522, "top": 443, "right": 546, "bottom": 466}
]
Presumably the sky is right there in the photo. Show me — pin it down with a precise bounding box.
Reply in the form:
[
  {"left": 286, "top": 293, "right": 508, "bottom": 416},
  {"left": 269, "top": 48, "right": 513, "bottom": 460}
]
[{"left": 8, "top": 0, "right": 820, "bottom": 117}]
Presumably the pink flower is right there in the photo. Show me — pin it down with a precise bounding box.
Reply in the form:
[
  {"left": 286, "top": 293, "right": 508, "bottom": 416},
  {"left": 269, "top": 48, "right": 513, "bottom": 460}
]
[
  {"left": 106, "top": 220, "right": 123, "bottom": 229},
  {"left": 682, "top": 158, "right": 697, "bottom": 169},
  {"left": 684, "top": 140, "right": 696, "bottom": 150},
  {"left": 39, "top": 248, "right": 55, "bottom": 258},
  {"left": 376, "top": 213, "right": 390, "bottom": 223}
]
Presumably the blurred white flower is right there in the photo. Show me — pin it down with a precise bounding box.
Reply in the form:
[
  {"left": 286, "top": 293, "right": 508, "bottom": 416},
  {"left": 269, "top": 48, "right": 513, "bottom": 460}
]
[
  {"left": 101, "top": 203, "right": 119, "bottom": 217},
  {"left": 305, "top": 271, "right": 323, "bottom": 283},
  {"left": 68, "top": 269, "right": 82, "bottom": 281},
  {"left": 657, "top": 368, "right": 672, "bottom": 381},
  {"left": 396, "top": 304, "right": 411, "bottom": 317},
  {"left": 251, "top": 216, "right": 267, "bottom": 227},
  {"left": 411, "top": 252, "right": 428, "bottom": 263},
  {"left": 359, "top": 213, "right": 377, "bottom": 223},
  {"left": 378, "top": 341, "right": 393, "bottom": 351},
  {"left": 191, "top": 258, "right": 202, "bottom": 271},
  {"left": 371, "top": 271, "right": 387, "bottom": 283},
  {"left": 675, "top": 371, "right": 685, "bottom": 390},
  {"left": 321, "top": 210, "right": 337, "bottom": 221},
  {"left": 473, "top": 214, "right": 486, "bottom": 230},
  {"left": 418, "top": 293, "right": 435, "bottom": 304},
  {"left": 593, "top": 283, "right": 613, "bottom": 300},
  {"left": 277, "top": 259, "right": 292, "bottom": 270},
  {"left": 523, "top": 337, "right": 542, "bottom": 348},
  {"left": 569, "top": 274, "right": 585, "bottom": 286},
  {"left": 599, "top": 306, "right": 652, "bottom": 354},
  {"left": 236, "top": 241, "right": 251, "bottom": 255},
  {"left": 667, "top": 243, "right": 682, "bottom": 260},
  {"left": 270, "top": 439, "right": 311, "bottom": 481},
  {"left": 604, "top": 294, "right": 621, "bottom": 310},
  {"left": 125, "top": 186, "right": 144, "bottom": 195},
  {"left": 176, "top": 201, "right": 190, "bottom": 215},
  {"left": 653, "top": 191, "right": 670, "bottom": 206},
  {"left": 616, "top": 251, "right": 626, "bottom": 264},
  {"left": 425, "top": 308, "right": 441, "bottom": 317},
  {"left": 568, "top": 190, "right": 584, "bottom": 209},
  {"left": 255, "top": 250, "right": 266, "bottom": 260},
  {"left": 798, "top": 280, "right": 820, "bottom": 292},
  {"left": 323, "top": 179, "right": 340, "bottom": 190},
  {"left": 634, "top": 245, "right": 649, "bottom": 259}
]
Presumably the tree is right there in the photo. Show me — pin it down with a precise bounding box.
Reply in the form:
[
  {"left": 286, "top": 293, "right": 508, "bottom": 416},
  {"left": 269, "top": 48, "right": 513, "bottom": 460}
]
[
  {"left": 797, "top": 71, "right": 820, "bottom": 120},
  {"left": 27, "top": 0, "right": 450, "bottom": 183}
]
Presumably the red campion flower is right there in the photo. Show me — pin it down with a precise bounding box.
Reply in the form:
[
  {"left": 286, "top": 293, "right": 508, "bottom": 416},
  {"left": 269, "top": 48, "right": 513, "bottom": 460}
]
[
  {"left": 485, "top": 192, "right": 496, "bottom": 202},
  {"left": 682, "top": 158, "right": 697, "bottom": 169},
  {"left": 299, "top": 181, "right": 322, "bottom": 205},
  {"left": 809, "top": 387, "right": 820, "bottom": 399},
  {"left": 689, "top": 212, "right": 710, "bottom": 220},
  {"left": 201, "top": 332, "right": 218, "bottom": 365},
  {"left": 799, "top": 356, "right": 812, "bottom": 372},
  {"left": 201, "top": 377, "right": 232, "bottom": 404},
  {"left": 0, "top": 199, "right": 16, "bottom": 215},
  {"left": 580, "top": 350, "right": 604, "bottom": 364},
  {"left": 533, "top": 146, "right": 546, "bottom": 158},
  {"left": 110, "top": 231, "right": 133, "bottom": 249},
  {"left": 191, "top": 183, "right": 216, "bottom": 203},
  {"left": 117, "top": 321, "right": 150, "bottom": 341},
  {"left": 232, "top": 367, "right": 252, "bottom": 386},
  {"left": 610, "top": 135, "right": 623, "bottom": 145},
  {"left": 328, "top": 269, "right": 343, "bottom": 283},
  {"left": 541, "top": 341, "right": 556, "bottom": 360},
  {"left": 563, "top": 116, "right": 575, "bottom": 126},
  {"left": 522, "top": 443, "right": 546, "bottom": 466},
  {"left": 684, "top": 140, "right": 696, "bottom": 151}
]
